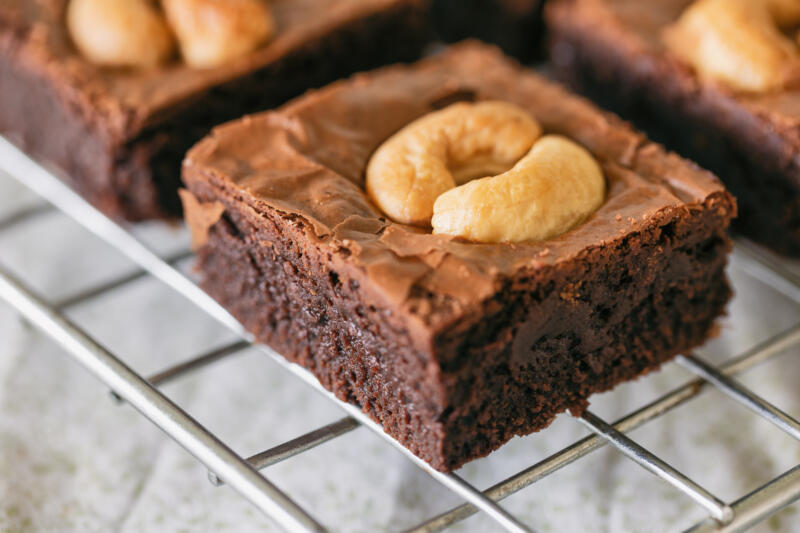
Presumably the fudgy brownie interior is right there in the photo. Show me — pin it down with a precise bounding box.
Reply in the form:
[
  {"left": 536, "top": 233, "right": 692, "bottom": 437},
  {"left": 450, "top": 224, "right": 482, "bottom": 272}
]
[{"left": 182, "top": 43, "right": 735, "bottom": 470}]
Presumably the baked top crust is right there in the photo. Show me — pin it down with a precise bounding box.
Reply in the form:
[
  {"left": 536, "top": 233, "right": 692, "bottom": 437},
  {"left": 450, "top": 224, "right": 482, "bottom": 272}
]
[
  {"left": 183, "top": 42, "right": 734, "bottom": 327},
  {"left": 550, "top": 0, "right": 800, "bottom": 142},
  {"left": 0, "top": 0, "right": 423, "bottom": 142}
]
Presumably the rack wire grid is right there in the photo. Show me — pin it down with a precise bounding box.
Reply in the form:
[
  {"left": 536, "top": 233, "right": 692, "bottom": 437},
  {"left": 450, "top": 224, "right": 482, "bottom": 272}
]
[{"left": 1, "top": 134, "right": 800, "bottom": 533}]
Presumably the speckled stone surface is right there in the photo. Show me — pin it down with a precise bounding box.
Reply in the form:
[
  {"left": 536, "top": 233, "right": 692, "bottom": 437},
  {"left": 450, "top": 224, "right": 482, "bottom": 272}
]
[{"left": 1, "top": 171, "right": 800, "bottom": 531}]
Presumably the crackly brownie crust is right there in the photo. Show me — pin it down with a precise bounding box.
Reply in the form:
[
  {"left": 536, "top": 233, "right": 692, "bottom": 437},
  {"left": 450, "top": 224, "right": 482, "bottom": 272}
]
[
  {"left": 431, "top": 0, "right": 544, "bottom": 61},
  {"left": 0, "top": 0, "right": 430, "bottom": 220},
  {"left": 182, "top": 43, "right": 735, "bottom": 471},
  {"left": 546, "top": 0, "right": 800, "bottom": 255}
]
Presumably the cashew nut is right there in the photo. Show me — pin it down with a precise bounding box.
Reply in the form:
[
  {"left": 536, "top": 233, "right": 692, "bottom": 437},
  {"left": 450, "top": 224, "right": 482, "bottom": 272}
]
[
  {"left": 162, "top": 0, "right": 276, "bottom": 68},
  {"left": 431, "top": 135, "right": 606, "bottom": 243},
  {"left": 663, "top": 0, "right": 800, "bottom": 92},
  {"left": 366, "top": 101, "right": 543, "bottom": 226},
  {"left": 67, "top": 0, "right": 175, "bottom": 68},
  {"left": 366, "top": 102, "right": 606, "bottom": 244}
]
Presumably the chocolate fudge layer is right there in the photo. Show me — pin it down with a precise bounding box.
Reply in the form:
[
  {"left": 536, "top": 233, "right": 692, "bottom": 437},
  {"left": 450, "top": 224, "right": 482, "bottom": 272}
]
[
  {"left": 0, "top": 0, "right": 429, "bottom": 220},
  {"left": 182, "top": 42, "right": 735, "bottom": 471},
  {"left": 431, "top": 0, "right": 543, "bottom": 61},
  {"left": 547, "top": 0, "right": 800, "bottom": 255}
]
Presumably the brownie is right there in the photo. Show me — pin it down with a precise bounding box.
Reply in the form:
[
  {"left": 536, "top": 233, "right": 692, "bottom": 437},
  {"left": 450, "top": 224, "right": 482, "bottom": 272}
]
[
  {"left": 0, "top": 0, "right": 429, "bottom": 221},
  {"left": 546, "top": 0, "right": 800, "bottom": 255},
  {"left": 431, "top": 0, "right": 544, "bottom": 61},
  {"left": 181, "top": 42, "right": 735, "bottom": 471}
]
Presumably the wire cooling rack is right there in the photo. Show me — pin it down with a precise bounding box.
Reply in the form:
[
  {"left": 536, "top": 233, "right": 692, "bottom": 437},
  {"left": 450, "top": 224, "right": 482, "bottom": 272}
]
[{"left": 1, "top": 136, "right": 800, "bottom": 533}]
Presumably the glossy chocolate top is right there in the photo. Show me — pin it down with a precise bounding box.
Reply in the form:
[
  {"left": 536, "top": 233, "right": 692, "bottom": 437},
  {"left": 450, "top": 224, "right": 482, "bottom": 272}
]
[
  {"left": 184, "top": 42, "right": 732, "bottom": 325},
  {"left": 0, "top": 0, "right": 419, "bottom": 141},
  {"left": 563, "top": 0, "right": 800, "bottom": 145}
]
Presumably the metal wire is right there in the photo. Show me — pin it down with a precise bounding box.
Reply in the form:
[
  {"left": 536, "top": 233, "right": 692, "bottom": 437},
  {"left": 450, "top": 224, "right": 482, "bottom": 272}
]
[
  {"left": 0, "top": 137, "right": 534, "bottom": 533},
  {"left": 0, "top": 203, "right": 52, "bottom": 231},
  {"left": 53, "top": 249, "right": 193, "bottom": 310},
  {"left": 110, "top": 339, "right": 251, "bottom": 404},
  {"left": 2, "top": 136, "right": 800, "bottom": 532},
  {"left": 579, "top": 411, "right": 733, "bottom": 523},
  {"left": 685, "top": 465, "right": 800, "bottom": 533},
  {"left": 0, "top": 263, "right": 326, "bottom": 533},
  {"left": 677, "top": 353, "right": 800, "bottom": 441},
  {"left": 0, "top": 138, "right": 245, "bottom": 336},
  {"left": 405, "top": 323, "right": 800, "bottom": 533},
  {"left": 208, "top": 417, "right": 360, "bottom": 487}
]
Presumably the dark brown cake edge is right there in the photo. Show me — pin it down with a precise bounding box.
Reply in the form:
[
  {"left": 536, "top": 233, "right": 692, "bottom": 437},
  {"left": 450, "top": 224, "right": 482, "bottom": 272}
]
[
  {"left": 183, "top": 157, "right": 734, "bottom": 471},
  {"left": 0, "top": 11, "right": 119, "bottom": 216},
  {"left": 545, "top": 0, "right": 800, "bottom": 256},
  {"left": 0, "top": 2, "right": 432, "bottom": 221},
  {"left": 183, "top": 172, "right": 451, "bottom": 469},
  {"left": 430, "top": 0, "right": 545, "bottom": 62},
  {"left": 432, "top": 193, "right": 733, "bottom": 468}
]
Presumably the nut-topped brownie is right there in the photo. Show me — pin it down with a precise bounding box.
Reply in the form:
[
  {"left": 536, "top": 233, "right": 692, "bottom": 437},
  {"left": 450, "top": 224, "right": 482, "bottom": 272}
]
[
  {"left": 0, "top": 0, "right": 429, "bottom": 220},
  {"left": 547, "top": 0, "right": 800, "bottom": 255},
  {"left": 181, "top": 42, "right": 735, "bottom": 471}
]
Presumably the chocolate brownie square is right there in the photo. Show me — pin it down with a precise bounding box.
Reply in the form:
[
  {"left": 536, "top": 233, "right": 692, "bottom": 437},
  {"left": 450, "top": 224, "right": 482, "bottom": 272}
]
[
  {"left": 0, "top": 0, "right": 429, "bottom": 220},
  {"left": 546, "top": 0, "right": 800, "bottom": 255},
  {"left": 181, "top": 42, "right": 734, "bottom": 471}
]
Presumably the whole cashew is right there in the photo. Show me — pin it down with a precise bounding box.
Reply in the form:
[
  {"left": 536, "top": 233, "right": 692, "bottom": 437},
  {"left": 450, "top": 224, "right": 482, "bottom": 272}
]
[
  {"left": 431, "top": 135, "right": 606, "bottom": 243},
  {"left": 663, "top": 0, "right": 800, "bottom": 92},
  {"left": 162, "top": 0, "right": 276, "bottom": 68},
  {"left": 366, "top": 101, "right": 543, "bottom": 227},
  {"left": 67, "top": 0, "right": 175, "bottom": 68}
]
